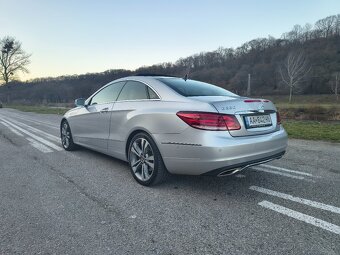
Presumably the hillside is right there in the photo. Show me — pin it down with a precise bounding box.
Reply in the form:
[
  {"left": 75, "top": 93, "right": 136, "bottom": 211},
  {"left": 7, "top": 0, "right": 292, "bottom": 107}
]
[{"left": 0, "top": 14, "right": 339, "bottom": 105}]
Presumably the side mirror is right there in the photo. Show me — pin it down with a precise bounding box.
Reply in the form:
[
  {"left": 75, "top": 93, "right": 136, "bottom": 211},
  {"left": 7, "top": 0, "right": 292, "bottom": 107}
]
[{"left": 75, "top": 98, "right": 86, "bottom": 107}]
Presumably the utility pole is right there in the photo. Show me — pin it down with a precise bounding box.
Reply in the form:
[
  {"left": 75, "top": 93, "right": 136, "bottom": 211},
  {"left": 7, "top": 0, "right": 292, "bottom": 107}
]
[
  {"left": 335, "top": 73, "right": 339, "bottom": 102},
  {"left": 247, "top": 73, "right": 251, "bottom": 96}
]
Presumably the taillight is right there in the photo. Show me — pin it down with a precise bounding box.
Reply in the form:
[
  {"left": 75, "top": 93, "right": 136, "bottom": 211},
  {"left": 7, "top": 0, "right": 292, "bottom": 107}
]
[
  {"left": 276, "top": 112, "right": 281, "bottom": 125},
  {"left": 222, "top": 115, "right": 241, "bottom": 130},
  {"left": 176, "top": 112, "right": 241, "bottom": 131}
]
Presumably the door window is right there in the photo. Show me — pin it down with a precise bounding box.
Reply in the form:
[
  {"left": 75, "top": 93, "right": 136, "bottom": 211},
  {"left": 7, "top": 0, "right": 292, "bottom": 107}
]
[
  {"left": 117, "top": 81, "right": 148, "bottom": 101},
  {"left": 90, "top": 81, "right": 125, "bottom": 105}
]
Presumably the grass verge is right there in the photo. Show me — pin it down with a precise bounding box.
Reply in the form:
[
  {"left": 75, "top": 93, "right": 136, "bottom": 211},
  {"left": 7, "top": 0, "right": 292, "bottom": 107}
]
[
  {"left": 3, "top": 105, "right": 70, "bottom": 115},
  {"left": 282, "top": 120, "right": 340, "bottom": 142}
]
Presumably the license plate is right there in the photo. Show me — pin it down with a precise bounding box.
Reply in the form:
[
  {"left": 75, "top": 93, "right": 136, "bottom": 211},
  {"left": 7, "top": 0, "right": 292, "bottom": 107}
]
[{"left": 244, "top": 115, "right": 272, "bottom": 128}]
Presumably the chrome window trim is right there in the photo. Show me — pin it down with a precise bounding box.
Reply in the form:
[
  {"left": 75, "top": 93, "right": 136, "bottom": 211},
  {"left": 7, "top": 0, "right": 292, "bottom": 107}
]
[
  {"left": 85, "top": 79, "right": 162, "bottom": 107},
  {"left": 114, "top": 98, "right": 161, "bottom": 103}
]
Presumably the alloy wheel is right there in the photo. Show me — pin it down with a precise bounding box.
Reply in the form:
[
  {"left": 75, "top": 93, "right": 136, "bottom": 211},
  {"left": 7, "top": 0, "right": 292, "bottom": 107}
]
[
  {"left": 129, "top": 138, "right": 155, "bottom": 182},
  {"left": 61, "top": 122, "right": 71, "bottom": 149}
]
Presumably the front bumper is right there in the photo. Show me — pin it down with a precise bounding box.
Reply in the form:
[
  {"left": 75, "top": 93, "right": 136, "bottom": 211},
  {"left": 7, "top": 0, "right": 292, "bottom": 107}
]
[{"left": 154, "top": 126, "right": 288, "bottom": 175}]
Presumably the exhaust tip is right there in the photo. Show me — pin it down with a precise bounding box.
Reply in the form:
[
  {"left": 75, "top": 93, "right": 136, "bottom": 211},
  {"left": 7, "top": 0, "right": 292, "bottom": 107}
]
[{"left": 217, "top": 168, "right": 241, "bottom": 177}]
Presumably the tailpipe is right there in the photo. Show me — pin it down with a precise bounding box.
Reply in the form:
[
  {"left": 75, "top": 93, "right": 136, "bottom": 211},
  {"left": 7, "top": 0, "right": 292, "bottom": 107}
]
[{"left": 217, "top": 168, "right": 241, "bottom": 177}]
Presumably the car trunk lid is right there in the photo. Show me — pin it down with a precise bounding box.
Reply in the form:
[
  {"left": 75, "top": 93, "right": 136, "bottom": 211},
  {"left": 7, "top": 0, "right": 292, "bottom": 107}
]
[{"left": 189, "top": 96, "right": 280, "bottom": 137}]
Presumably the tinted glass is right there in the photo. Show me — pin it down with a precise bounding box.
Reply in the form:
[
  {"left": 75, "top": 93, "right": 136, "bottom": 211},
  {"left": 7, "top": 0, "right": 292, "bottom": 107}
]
[
  {"left": 157, "top": 78, "right": 238, "bottom": 97},
  {"left": 91, "top": 81, "right": 125, "bottom": 105},
  {"left": 147, "top": 87, "right": 159, "bottom": 99},
  {"left": 117, "top": 81, "right": 148, "bottom": 101}
]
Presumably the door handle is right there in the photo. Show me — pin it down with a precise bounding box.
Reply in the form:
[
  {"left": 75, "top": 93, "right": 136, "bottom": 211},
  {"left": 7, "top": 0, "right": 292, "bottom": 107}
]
[{"left": 100, "top": 107, "right": 109, "bottom": 113}]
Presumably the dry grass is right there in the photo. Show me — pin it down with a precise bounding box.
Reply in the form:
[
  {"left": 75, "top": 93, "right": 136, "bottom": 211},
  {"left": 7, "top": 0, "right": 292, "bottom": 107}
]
[{"left": 260, "top": 95, "right": 340, "bottom": 121}]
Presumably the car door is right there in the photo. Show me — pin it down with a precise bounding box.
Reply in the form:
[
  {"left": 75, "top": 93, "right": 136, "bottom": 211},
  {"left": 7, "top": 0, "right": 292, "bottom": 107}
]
[
  {"left": 108, "top": 80, "right": 158, "bottom": 160},
  {"left": 70, "top": 81, "right": 125, "bottom": 152}
]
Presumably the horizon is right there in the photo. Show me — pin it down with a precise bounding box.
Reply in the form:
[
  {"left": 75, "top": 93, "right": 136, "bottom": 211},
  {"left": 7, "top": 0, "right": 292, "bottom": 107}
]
[{"left": 0, "top": 0, "right": 339, "bottom": 81}]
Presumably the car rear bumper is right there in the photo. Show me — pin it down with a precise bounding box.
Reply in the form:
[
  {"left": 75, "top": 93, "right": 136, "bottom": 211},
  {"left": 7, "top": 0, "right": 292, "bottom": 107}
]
[
  {"left": 201, "top": 150, "right": 285, "bottom": 176},
  {"left": 155, "top": 126, "right": 288, "bottom": 175}
]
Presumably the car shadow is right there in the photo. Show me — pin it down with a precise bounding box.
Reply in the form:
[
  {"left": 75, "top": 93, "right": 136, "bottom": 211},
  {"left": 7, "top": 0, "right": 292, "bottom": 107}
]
[{"left": 68, "top": 145, "right": 277, "bottom": 201}]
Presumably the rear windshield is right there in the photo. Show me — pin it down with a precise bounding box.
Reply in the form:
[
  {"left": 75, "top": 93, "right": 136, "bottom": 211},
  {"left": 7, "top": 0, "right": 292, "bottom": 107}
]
[{"left": 157, "top": 78, "right": 238, "bottom": 97}]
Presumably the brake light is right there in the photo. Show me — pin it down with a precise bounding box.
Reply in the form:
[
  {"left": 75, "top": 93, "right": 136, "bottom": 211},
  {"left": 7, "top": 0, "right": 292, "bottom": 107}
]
[
  {"left": 244, "top": 99, "right": 271, "bottom": 103},
  {"left": 244, "top": 99, "right": 262, "bottom": 103},
  {"left": 176, "top": 112, "right": 241, "bottom": 131},
  {"left": 276, "top": 112, "right": 281, "bottom": 125}
]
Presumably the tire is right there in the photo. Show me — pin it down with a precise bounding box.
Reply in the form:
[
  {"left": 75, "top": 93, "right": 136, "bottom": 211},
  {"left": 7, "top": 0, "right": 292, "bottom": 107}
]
[
  {"left": 128, "top": 132, "right": 169, "bottom": 186},
  {"left": 60, "top": 120, "right": 78, "bottom": 151}
]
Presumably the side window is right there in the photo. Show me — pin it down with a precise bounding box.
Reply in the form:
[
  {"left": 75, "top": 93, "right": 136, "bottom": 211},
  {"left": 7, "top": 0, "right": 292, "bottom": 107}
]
[
  {"left": 147, "top": 87, "right": 159, "bottom": 99},
  {"left": 90, "top": 81, "right": 125, "bottom": 105},
  {"left": 117, "top": 81, "right": 148, "bottom": 101}
]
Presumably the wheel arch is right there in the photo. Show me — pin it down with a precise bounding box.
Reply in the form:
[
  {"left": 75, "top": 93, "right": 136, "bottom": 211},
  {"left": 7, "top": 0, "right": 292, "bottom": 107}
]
[{"left": 125, "top": 129, "right": 157, "bottom": 161}]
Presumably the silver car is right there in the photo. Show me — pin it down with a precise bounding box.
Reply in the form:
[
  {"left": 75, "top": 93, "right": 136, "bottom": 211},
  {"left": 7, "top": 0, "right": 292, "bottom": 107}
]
[{"left": 61, "top": 75, "right": 288, "bottom": 186}]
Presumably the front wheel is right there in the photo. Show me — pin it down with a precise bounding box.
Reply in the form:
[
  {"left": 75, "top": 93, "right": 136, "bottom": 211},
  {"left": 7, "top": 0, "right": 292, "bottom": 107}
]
[
  {"left": 128, "top": 133, "right": 169, "bottom": 186},
  {"left": 60, "top": 120, "right": 77, "bottom": 151}
]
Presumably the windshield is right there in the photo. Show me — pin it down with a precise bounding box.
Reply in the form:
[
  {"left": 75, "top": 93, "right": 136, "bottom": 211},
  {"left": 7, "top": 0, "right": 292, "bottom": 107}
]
[{"left": 157, "top": 78, "right": 238, "bottom": 97}]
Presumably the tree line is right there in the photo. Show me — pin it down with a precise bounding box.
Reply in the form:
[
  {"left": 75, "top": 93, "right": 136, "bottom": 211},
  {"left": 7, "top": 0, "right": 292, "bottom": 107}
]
[{"left": 0, "top": 14, "right": 340, "bottom": 104}]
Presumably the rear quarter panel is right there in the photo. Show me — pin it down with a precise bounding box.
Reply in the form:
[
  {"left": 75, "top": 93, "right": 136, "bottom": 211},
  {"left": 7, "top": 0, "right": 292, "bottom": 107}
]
[{"left": 107, "top": 100, "right": 217, "bottom": 161}]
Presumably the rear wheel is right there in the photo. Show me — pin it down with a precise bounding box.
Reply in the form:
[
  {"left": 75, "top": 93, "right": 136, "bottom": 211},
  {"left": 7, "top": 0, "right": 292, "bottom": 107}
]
[
  {"left": 61, "top": 120, "right": 77, "bottom": 151},
  {"left": 128, "top": 133, "right": 169, "bottom": 186}
]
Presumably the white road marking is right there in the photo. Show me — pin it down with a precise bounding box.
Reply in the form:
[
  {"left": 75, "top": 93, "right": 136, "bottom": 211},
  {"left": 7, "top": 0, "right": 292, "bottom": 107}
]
[
  {"left": 258, "top": 200, "right": 340, "bottom": 235},
  {"left": 1, "top": 119, "right": 62, "bottom": 151},
  {"left": 235, "top": 174, "right": 246, "bottom": 178},
  {"left": 0, "top": 113, "right": 58, "bottom": 129},
  {"left": 6, "top": 117, "right": 60, "bottom": 143},
  {"left": 26, "top": 137, "right": 53, "bottom": 153},
  {"left": 250, "top": 186, "right": 340, "bottom": 215},
  {"left": 252, "top": 167, "right": 306, "bottom": 180},
  {"left": 0, "top": 121, "right": 24, "bottom": 136},
  {"left": 262, "top": 164, "right": 313, "bottom": 177}
]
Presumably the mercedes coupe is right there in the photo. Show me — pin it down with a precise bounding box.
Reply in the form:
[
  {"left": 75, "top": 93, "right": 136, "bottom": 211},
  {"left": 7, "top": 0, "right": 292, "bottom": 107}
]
[{"left": 60, "top": 75, "right": 288, "bottom": 186}]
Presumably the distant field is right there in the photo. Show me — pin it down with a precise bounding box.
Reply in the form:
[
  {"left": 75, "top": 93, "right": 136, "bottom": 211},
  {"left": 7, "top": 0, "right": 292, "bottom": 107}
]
[
  {"left": 263, "top": 94, "right": 339, "bottom": 105},
  {"left": 262, "top": 94, "right": 340, "bottom": 142},
  {"left": 3, "top": 105, "right": 70, "bottom": 115},
  {"left": 260, "top": 95, "right": 340, "bottom": 121}
]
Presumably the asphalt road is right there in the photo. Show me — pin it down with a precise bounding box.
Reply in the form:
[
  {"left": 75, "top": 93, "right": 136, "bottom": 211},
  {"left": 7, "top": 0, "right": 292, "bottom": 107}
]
[{"left": 0, "top": 108, "right": 339, "bottom": 255}]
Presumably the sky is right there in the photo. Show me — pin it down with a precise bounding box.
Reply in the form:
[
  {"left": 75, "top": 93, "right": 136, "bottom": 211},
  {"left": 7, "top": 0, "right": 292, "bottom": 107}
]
[{"left": 0, "top": 0, "right": 339, "bottom": 80}]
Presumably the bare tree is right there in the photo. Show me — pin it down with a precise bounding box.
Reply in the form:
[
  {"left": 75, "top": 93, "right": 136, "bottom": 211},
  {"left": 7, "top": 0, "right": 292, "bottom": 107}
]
[
  {"left": 279, "top": 51, "right": 311, "bottom": 103},
  {"left": 331, "top": 72, "right": 339, "bottom": 102},
  {"left": 315, "top": 15, "right": 337, "bottom": 37},
  {"left": 0, "top": 36, "right": 31, "bottom": 85},
  {"left": 302, "top": 23, "right": 312, "bottom": 41}
]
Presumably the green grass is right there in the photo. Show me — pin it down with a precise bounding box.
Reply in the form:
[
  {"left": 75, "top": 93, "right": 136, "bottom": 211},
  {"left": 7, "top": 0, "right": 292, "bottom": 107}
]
[
  {"left": 283, "top": 120, "right": 340, "bottom": 142},
  {"left": 3, "top": 105, "right": 70, "bottom": 115}
]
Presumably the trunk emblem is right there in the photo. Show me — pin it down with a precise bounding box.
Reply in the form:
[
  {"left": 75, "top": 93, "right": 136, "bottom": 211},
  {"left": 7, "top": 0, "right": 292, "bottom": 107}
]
[{"left": 258, "top": 103, "right": 265, "bottom": 113}]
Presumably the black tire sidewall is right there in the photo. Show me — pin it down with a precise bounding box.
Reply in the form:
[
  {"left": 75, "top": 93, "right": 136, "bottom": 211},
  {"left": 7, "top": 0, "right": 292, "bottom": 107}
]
[{"left": 61, "top": 120, "right": 75, "bottom": 151}]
